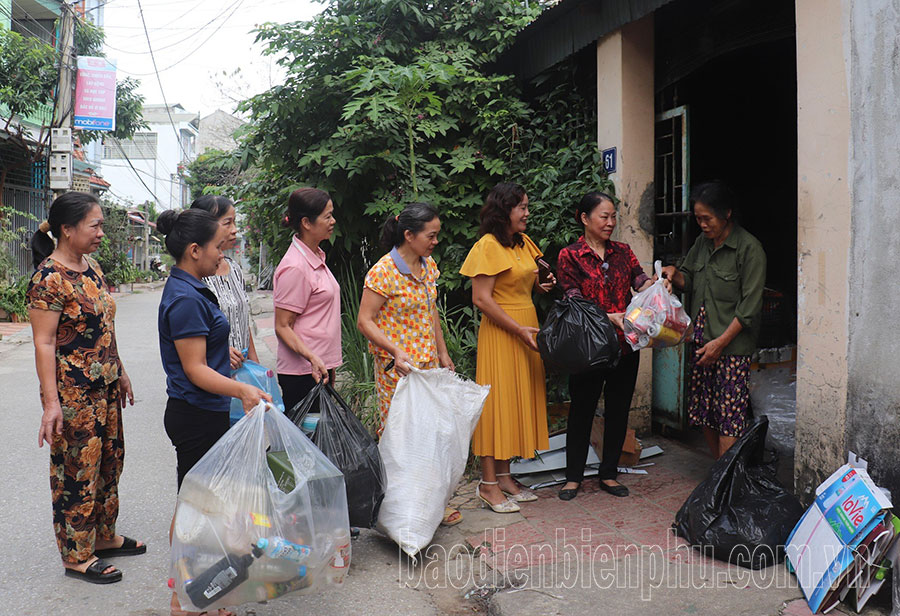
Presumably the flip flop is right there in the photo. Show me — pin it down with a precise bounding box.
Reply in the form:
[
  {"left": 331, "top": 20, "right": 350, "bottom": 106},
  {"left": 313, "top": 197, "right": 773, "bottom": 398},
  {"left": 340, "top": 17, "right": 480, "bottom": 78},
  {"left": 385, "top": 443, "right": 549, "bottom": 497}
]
[
  {"left": 94, "top": 536, "right": 147, "bottom": 558},
  {"left": 64, "top": 558, "right": 122, "bottom": 584}
]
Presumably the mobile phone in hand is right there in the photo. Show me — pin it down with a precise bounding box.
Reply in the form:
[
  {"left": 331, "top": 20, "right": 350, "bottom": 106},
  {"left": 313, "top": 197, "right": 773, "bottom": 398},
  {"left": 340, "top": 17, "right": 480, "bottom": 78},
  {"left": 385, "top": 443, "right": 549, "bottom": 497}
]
[{"left": 536, "top": 258, "right": 554, "bottom": 285}]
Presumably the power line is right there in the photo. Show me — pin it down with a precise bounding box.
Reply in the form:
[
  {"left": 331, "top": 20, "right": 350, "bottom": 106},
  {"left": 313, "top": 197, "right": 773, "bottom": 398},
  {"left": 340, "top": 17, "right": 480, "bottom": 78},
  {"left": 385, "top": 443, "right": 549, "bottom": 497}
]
[
  {"left": 125, "top": 0, "right": 246, "bottom": 77},
  {"left": 135, "top": 0, "right": 192, "bottom": 162}
]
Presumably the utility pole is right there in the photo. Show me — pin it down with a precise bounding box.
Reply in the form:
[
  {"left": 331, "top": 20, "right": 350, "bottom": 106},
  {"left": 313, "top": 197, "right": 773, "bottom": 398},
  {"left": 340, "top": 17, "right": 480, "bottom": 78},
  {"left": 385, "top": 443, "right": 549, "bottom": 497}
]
[
  {"left": 50, "top": 2, "right": 76, "bottom": 198},
  {"left": 142, "top": 202, "right": 150, "bottom": 270}
]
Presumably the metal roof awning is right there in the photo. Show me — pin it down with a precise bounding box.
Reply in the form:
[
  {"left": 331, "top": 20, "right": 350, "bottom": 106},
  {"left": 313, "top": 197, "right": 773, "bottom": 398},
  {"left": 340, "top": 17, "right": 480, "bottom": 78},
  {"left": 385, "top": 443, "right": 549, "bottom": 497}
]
[{"left": 497, "top": 0, "right": 675, "bottom": 82}]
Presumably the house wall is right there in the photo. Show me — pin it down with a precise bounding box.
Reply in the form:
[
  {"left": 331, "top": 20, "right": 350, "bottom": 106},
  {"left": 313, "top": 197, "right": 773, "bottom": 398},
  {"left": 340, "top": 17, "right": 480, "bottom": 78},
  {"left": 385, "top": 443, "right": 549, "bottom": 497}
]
[
  {"left": 793, "top": 0, "right": 853, "bottom": 500},
  {"left": 844, "top": 0, "right": 900, "bottom": 502},
  {"left": 101, "top": 120, "right": 195, "bottom": 210},
  {"left": 596, "top": 14, "right": 655, "bottom": 433}
]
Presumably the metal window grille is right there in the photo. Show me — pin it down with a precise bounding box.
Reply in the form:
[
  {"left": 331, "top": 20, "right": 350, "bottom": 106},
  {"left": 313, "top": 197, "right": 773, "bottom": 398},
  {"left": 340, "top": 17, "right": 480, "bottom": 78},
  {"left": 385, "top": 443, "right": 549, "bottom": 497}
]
[{"left": 103, "top": 133, "right": 158, "bottom": 160}]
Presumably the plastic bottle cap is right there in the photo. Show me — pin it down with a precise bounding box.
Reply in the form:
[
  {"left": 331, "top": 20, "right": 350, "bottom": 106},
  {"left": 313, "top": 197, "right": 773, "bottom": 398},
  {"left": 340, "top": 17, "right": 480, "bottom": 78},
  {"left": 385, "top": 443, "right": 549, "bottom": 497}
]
[
  {"left": 298, "top": 565, "right": 307, "bottom": 577},
  {"left": 257, "top": 538, "right": 269, "bottom": 549},
  {"left": 167, "top": 577, "right": 175, "bottom": 589}
]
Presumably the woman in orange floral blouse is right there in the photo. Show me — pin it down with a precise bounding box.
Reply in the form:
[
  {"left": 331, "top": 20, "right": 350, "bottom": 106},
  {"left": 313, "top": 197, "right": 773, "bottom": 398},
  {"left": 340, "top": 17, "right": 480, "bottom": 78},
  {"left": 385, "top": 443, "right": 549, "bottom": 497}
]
[{"left": 28, "top": 192, "right": 144, "bottom": 585}]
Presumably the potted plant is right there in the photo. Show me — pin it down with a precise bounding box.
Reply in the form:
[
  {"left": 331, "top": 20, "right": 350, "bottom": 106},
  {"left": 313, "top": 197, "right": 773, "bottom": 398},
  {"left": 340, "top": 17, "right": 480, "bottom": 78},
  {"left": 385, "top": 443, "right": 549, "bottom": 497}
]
[{"left": 0, "top": 276, "right": 30, "bottom": 322}]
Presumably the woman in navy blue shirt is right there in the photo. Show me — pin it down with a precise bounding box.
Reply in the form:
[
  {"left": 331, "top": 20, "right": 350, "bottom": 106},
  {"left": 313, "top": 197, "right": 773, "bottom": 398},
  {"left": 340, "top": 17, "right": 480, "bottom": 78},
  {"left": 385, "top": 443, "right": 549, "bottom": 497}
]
[{"left": 157, "top": 208, "right": 269, "bottom": 616}]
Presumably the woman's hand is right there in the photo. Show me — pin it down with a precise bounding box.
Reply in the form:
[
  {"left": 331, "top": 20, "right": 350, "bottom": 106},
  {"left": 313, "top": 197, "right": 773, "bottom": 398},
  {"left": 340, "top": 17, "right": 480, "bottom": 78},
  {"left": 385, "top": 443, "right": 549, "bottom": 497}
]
[
  {"left": 237, "top": 383, "right": 272, "bottom": 412},
  {"left": 534, "top": 269, "right": 556, "bottom": 293},
  {"left": 38, "top": 402, "right": 63, "bottom": 448},
  {"left": 309, "top": 354, "right": 329, "bottom": 383},
  {"left": 229, "top": 347, "right": 245, "bottom": 370},
  {"left": 695, "top": 338, "right": 725, "bottom": 367},
  {"left": 118, "top": 371, "right": 135, "bottom": 407},
  {"left": 608, "top": 312, "right": 626, "bottom": 331},
  {"left": 516, "top": 325, "right": 540, "bottom": 352},
  {"left": 438, "top": 350, "right": 455, "bottom": 372},
  {"left": 392, "top": 350, "right": 413, "bottom": 376}
]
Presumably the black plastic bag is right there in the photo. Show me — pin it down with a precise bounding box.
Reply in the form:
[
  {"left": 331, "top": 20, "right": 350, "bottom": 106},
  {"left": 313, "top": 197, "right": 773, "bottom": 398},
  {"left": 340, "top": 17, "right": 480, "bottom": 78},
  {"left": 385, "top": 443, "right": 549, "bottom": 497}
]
[
  {"left": 673, "top": 416, "right": 804, "bottom": 569},
  {"left": 287, "top": 383, "right": 386, "bottom": 529},
  {"left": 537, "top": 295, "right": 621, "bottom": 374}
]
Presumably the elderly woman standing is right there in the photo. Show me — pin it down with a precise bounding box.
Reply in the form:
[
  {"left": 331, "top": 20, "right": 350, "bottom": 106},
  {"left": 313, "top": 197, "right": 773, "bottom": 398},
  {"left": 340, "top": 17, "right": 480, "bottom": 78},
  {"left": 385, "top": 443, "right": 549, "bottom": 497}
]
[
  {"left": 28, "top": 192, "right": 144, "bottom": 584},
  {"left": 460, "top": 182, "right": 555, "bottom": 513},
  {"left": 662, "top": 181, "right": 766, "bottom": 459},
  {"left": 190, "top": 195, "right": 259, "bottom": 371},
  {"left": 357, "top": 202, "right": 460, "bottom": 526},
  {"left": 555, "top": 192, "right": 660, "bottom": 501}
]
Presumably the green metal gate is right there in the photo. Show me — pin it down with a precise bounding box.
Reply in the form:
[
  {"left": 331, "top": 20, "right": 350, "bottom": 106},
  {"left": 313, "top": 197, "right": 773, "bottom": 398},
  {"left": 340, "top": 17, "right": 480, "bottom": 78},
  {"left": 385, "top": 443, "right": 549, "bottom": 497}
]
[{"left": 652, "top": 105, "right": 690, "bottom": 430}]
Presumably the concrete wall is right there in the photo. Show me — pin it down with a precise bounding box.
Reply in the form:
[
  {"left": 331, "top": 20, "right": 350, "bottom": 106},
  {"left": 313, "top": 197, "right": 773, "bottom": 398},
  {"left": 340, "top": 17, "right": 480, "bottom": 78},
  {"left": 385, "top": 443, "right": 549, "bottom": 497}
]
[
  {"left": 844, "top": 0, "right": 900, "bottom": 501},
  {"left": 596, "top": 15, "right": 655, "bottom": 433},
  {"left": 793, "top": 0, "right": 853, "bottom": 500}
]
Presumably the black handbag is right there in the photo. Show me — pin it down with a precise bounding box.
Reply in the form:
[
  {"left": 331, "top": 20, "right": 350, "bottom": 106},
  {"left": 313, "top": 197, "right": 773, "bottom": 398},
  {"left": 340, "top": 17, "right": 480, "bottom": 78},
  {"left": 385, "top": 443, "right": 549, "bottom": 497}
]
[{"left": 537, "top": 295, "right": 621, "bottom": 374}]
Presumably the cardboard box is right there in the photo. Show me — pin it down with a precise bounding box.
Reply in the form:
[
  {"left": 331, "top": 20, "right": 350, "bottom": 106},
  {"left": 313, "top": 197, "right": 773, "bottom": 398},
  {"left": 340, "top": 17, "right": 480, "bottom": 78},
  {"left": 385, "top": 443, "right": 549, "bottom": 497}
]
[
  {"left": 785, "top": 464, "right": 893, "bottom": 613},
  {"left": 589, "top": 416, "right": 642, "bottom": 467}
]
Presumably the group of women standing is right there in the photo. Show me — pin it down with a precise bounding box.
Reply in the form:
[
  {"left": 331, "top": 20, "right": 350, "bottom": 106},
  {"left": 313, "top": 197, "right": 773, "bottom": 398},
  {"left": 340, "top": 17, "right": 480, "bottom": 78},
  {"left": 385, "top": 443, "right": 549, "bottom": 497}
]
[{"left": 26, "top": 178, "right": 764, "bottom": 608}]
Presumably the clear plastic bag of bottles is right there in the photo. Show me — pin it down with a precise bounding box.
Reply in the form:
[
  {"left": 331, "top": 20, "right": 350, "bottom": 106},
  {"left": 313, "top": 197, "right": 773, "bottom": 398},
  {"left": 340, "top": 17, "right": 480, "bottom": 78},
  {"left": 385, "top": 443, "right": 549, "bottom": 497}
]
[
  {"left": 623, "top": 260, "right": 692, "bottom": 351},
  {"left": 170, "top": 402, "right": 350, "bottom": 612}
]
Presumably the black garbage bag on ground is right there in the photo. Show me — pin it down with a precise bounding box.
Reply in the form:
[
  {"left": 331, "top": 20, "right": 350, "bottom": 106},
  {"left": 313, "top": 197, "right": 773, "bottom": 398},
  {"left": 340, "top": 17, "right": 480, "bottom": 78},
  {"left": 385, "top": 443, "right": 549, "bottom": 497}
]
[
  {"left": 537, "top": 295, "right": 620, "bottom": 374},
  {"left": 287, "top": 383, "right": 386, "bottom": 528},
  {"left": 673, "top": 416, "right": 804, "bottom": 569}
]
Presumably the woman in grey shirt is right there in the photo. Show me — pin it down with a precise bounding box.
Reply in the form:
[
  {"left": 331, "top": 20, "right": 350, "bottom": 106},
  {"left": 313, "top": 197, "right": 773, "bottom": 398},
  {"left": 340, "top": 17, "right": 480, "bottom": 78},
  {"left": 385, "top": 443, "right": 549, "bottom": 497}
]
[{"left": 192, "top": 195, "right": 259, "bottom": 368}]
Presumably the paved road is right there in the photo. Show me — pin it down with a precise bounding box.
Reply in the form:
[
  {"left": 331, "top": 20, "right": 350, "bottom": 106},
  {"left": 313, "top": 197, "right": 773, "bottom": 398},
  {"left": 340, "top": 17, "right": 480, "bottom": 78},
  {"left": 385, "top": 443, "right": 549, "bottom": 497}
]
[{"left": 0, "top": 288, "right": 460, "bottom": 616}]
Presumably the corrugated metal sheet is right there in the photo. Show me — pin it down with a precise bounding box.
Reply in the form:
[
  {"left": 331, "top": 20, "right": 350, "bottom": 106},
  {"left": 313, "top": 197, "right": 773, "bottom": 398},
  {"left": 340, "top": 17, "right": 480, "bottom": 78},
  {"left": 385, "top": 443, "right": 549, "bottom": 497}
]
[{"left": 498, "top": 0, "right": 675, "bottom": 81}]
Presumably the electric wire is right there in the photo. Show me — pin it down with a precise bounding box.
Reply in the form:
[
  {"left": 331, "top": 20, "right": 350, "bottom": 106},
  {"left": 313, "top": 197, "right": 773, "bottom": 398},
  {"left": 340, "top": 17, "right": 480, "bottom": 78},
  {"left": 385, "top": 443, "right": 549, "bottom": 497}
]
[
  {"left": 124, "top": 0, "right": 245, "bottom": 77},
  {"left": 135, "top": 0, "right": 191, "bottom": 162}
]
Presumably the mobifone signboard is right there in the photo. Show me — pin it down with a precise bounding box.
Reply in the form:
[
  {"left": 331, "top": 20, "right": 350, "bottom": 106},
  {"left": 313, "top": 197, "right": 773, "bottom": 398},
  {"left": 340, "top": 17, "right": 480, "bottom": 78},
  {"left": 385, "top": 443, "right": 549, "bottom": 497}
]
[{"left": 74, "top": 56, "right": 117, "bottom": 132}]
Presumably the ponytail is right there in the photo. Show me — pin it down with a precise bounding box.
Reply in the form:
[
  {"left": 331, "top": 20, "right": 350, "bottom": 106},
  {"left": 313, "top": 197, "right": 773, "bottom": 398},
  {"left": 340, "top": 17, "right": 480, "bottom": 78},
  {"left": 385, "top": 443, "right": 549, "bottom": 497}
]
[{"left": 379, "top": 202, "right": 440, "bottom": 251}]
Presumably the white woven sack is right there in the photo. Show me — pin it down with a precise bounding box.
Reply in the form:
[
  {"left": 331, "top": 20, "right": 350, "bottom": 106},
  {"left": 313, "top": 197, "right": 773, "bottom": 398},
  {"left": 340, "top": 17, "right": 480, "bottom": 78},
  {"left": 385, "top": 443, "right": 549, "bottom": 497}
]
[{"left": 376, "top": 368, "right": 489, "bottom": 557}]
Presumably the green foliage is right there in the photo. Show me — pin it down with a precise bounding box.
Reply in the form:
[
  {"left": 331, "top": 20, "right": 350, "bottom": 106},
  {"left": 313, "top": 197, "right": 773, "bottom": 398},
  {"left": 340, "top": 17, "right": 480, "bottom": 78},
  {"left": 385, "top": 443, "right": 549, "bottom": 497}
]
[
  {"left": 0, "top": 26, "right": 56, "bottom": 124},
  {"left": 0, "top": 275, "right": 29, "bottom": 320},
  {"left": 95, "top": 204, "right": 137, "bottom": 286},
  {"left": 184, "top": 149, "right": 244, "bottom": 201},
  {"left": 333, "top": 265, "right": 378, "bottom": 435},
  {"left": 439, "top": 298, "right": 479, "bottom": 381},
  {"left": 0, "top": 203, "right": 36, "bottom": 283},
  {"left": 227, "top": 1, "right": 612, "bottom": 290}
]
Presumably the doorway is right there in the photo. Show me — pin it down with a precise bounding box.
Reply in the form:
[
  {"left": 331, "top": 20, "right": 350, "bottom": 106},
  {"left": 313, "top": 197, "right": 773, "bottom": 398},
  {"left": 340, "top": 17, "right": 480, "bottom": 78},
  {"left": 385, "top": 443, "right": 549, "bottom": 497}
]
[{"left": 651, "top": 0, "right": 798, "bottom": 473}]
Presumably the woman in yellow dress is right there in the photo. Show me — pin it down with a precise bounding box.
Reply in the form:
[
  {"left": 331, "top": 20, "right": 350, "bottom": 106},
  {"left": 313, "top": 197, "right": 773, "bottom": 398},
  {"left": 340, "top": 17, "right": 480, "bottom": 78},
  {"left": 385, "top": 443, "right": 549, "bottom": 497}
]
[{"left": 460, "top": 182, "right": 555, "bottom": 513}]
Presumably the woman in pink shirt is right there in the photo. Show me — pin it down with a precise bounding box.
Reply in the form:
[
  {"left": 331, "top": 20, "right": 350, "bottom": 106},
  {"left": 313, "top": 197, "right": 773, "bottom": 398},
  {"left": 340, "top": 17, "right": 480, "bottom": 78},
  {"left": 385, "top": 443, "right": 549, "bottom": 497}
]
[{"left": 273, "top": 188, "right": 342, "bottom": 413}]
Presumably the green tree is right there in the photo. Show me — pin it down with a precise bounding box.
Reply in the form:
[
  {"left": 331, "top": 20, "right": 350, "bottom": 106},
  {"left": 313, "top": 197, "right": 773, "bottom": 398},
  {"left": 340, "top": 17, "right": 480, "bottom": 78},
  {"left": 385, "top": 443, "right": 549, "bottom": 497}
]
[{"left": 224, "top": 0, "right": 611, "bottom": 295}]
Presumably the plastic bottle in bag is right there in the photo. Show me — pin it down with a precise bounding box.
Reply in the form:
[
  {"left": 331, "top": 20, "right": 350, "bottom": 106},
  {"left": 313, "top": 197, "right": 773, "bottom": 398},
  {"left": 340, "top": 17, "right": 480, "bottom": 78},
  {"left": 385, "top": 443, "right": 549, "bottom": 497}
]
[
  {"left": 250, "top": 571, "right": 312, "bottom": 601},
  {"left": 324, "top": 528, "right": 350, "bottom": 586},
  {"left": 184, "top": 545, "right": 263, "bottom": 608},
  {"left": 256, "top": 537, "right": 312, "bottom": 563}
]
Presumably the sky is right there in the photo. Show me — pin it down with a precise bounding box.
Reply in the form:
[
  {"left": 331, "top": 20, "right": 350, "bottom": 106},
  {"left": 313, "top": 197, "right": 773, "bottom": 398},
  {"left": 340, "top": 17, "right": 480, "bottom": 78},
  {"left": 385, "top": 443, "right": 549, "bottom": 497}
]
[{"left": 100, "top": 0, "right": 323, "bottom": 118}]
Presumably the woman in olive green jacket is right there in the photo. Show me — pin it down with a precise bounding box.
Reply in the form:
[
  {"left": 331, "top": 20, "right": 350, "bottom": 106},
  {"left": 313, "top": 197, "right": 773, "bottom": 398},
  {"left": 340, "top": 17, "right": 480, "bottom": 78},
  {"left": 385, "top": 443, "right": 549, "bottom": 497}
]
[{"left": 662, "top": 181, "right": 766, "bottom": 459}]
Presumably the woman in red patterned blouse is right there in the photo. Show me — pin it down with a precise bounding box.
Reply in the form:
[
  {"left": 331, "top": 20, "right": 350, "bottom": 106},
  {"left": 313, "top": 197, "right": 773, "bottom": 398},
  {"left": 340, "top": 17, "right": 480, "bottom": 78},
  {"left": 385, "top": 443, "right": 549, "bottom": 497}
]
[{"left": 555, "top": 192, "right": 662, "bottom": 501}]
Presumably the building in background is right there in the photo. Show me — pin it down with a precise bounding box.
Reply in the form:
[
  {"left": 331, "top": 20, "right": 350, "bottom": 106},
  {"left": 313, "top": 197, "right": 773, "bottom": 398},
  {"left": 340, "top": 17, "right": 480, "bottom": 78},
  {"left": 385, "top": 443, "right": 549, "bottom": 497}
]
[
  {"left": 101, "top": 103, "right": 199, "bottom": 211},
  {"left": 197, "top": 109, "right": 245, "bottom": 154}
]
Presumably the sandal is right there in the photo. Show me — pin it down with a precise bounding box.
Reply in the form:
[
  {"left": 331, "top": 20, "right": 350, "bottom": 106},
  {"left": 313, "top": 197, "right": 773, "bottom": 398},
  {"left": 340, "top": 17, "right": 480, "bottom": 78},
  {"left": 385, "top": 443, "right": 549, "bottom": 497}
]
[
  {"left": 475, "top": 480, "right": 520, "bottom": 513},
  {"left": 64, "top": 558, "right": 122, "bottom": 584},
  {"left": 496, "top": 472, "right": 538, "bottom": 502},
  {"left": 441, "top": 507, "right": 463, "bottom": 527},
  {"left": 94, "top": 535, "right": 147, "bottom": 558}
]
